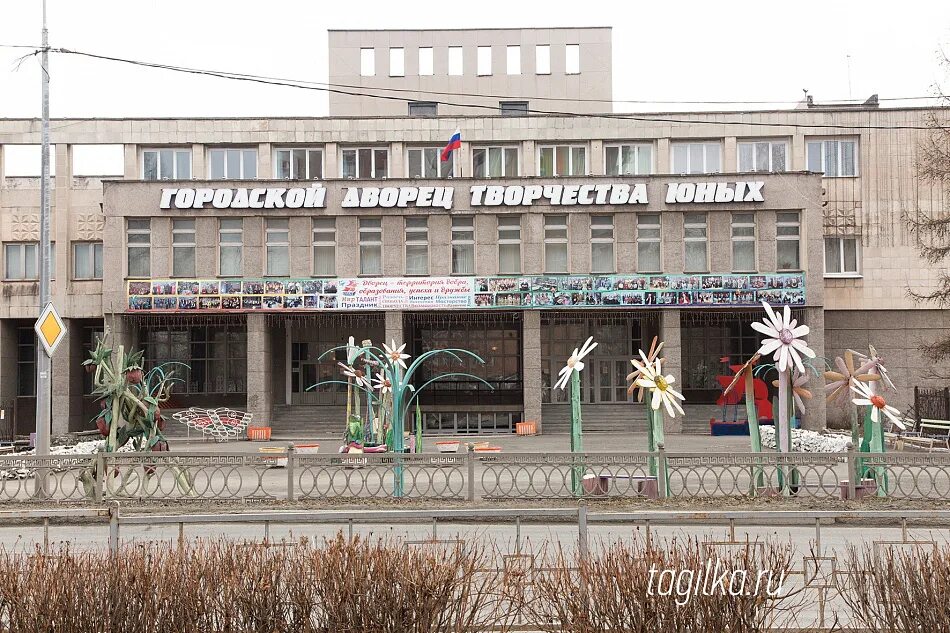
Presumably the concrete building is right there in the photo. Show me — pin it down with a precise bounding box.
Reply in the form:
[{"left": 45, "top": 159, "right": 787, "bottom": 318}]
[{"left": 0, "top": 27, "right": 947, "bottom": 438}]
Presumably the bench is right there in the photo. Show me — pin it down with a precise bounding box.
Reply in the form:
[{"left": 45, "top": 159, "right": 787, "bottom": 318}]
[
  {"left": 901, "top": 418, "right": 950, "bottom": 451},
  {"left": 172, "top": 407, "right": 253, "bottom": 442}
]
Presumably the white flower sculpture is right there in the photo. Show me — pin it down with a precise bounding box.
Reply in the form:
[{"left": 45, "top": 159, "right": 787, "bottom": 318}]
[
  {"left": 631, "top": 355, "right": 685, "bottom": 418},
  {"left": 553, "top": 336, "right": 598, "bottom": 391},
  {"left": 373, "top": 371, "right": 393, "bottom": 395},
  {"left": 382, "top": 340, "right": 411, "bottom": 369},
  {"left": 337, "top": 362, "right": 371, "bottom": 389},
  {"left": 850, "top": 381, "right": 905, "bottom": 430},
  {"left": 751, "top": 301, "right": 815, "bottom": 374}
]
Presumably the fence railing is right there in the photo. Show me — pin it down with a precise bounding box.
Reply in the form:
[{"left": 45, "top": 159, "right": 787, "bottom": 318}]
[{"left": 3, "top": 444, "right": 950, "bottom": 503}]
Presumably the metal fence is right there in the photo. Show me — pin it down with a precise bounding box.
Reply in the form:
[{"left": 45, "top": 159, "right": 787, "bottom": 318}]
[{"left": 3, "top": 445, "right": 950, "bottom": 503}]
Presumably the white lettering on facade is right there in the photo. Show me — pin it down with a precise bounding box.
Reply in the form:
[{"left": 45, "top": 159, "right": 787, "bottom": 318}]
[
  {"left": 666, "top": 181, "right": 765, "bottom": 204},
  {"left": 161, "top": 186, "right": 327, "bottom": 210}
]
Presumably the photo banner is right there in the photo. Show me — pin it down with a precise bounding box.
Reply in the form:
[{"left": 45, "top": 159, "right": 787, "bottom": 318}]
[{"left": 127, "top": 273, "right": 806, "bottom": 312}]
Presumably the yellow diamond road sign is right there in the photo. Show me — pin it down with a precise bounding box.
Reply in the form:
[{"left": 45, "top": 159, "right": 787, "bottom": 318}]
[{"left": 34, "top": 302, "right": 66, "bottom": 357}]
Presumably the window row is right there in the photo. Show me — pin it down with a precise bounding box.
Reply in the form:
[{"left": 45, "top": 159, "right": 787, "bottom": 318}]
[
  {"left": 360, "top": 43, "right": 580, "bottom": 78},
  {"left": 142, "top": 138, "right": 860, "bottom": 181},
  {"left": 2, "top": 242, "right": 103, "bottom": 280},
  {"left": 119, "top": 212, "right": 835, "bottom": 280}
]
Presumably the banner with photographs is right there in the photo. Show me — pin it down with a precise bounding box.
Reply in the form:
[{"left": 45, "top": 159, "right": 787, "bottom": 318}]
[{"left": 127, "top": 273, "right": 805, "bottom": 312}]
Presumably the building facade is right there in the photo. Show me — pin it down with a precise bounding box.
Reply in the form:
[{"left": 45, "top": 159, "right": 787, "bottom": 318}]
[{"left": 0, "top": 28, "right": 947, "bottom": 437}]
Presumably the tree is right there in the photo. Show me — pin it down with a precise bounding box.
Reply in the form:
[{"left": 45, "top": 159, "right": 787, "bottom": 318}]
[{"left": 909, "top": 55, "right": 950, "bottom": 363}]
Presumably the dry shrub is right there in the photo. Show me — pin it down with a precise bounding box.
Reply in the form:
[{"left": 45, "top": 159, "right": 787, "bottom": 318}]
[
  {"left": 839, "top": 544, "right": 950, "bottom": 632},
  {"left": 0, "top": 536, "right": 510, "bottom": 633},
  {"left": 525, "top": 536, "right": 798, "bottom": 633}
]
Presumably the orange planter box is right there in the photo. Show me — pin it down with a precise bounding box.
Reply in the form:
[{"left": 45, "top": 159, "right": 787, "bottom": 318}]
[
  {"left": 516, "top": 421, "right": 538, "bottom": 436},
  {"left": 247, "top": 426, "right": 272, "bottom": 441}
]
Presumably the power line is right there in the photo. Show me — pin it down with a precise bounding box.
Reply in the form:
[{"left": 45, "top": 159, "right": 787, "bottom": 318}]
[{"left": 4, "top": 45, "right": 947, "bottom": 131}]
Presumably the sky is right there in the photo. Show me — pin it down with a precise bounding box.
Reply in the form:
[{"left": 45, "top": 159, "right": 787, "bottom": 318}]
[{"left": 1, "top": 0, "right": 949, "bottom": 121}]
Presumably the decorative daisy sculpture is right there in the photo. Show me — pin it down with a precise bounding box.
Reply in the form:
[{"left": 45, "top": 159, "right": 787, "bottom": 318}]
[
  {"left": 851, "top": 381, "right": 904, "bottom": 430},
  {"left": 824, "top": 350, "right": 880, "bottom": 447},
  {"left": 752, "top": 301, "right": 816, "bottom": 456},
  {"left": 555, "top": 336, "right": 597, "bottom": 495},
  {"left": 626, "top": 336, "right": 664, "bottom": 402},
  {"left": 772, "top": 371, "right": 813, "bottom": 416},
  {"left": 722, "top": 353, "right": 766, "bottom": 457},
  {"left": 632, "top": 356, "right": 685, "bottom": 418},
  {"left": 382, "top": 340, "right": 411, "bottom": 370}
]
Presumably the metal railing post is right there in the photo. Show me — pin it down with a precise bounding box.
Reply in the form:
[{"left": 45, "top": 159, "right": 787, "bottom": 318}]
[
  {"left": 656, "top": 442, "right": 668, "bottom": 499},
  {"left": 108, "top": 502, "right": 120, "bottom": 554},
  {"left": 467, "top": 450, "right": 476, "bottom": 503},
  {"left": 846, "top": 442, "right": 857, "bottom": 500},
  {"left": 578, "top": 503, "right": 589, "bottom": 562},
  {"left": 93, "top": 452, "right": 105, "bottom": 503},
  {"left": 286, "top": 444, "right": 296, "bottom": 502}
]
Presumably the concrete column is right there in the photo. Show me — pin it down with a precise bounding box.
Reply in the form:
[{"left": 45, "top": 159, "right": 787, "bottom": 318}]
[
  {"left": 457, "top": 141, "right": 470, "bottom": 177},
  {"left": 123, "top": 144, "right": 138, "bottom": 179},
  {"left": 325, "top": 143, "right": 339, "bottom": 178},
  {"left": 589, "top": 140, "right": 603, "bottom": 175},
  {"left": 656, "top": 138, "right": 671, "bottom": 174},
  {"left": 50, "top": 318, "right": 74, "bottom": 435},
  {"left": 522, "top": 140, "right": 535, "bottom": 176},
  {"left": 659, "top": 309, "right": 683, "bottom": 434},
  {"left": 390, "top": 142, "right": 404, "bottom": 178},
  {"left": 723, "top": 137, "right": 738, "bottom": 172},
  {"left": 257, "top": 143, "right": 271, "bottom": 179},
  {"left": 247, "top": 314, "right": 274, "bottom": 425},
  {"left": 384, "top": 310, "right": 404, "bottom": 346},
  {"left": 53, "top": 144, "right": 72, "bottom": 308},
  {"left": 791, "top": 133, "right": 806, "bottom": 171},
  {"left": 191, "top": 144, "right": 205, "bottom": 179},
  {"left": 801, "top": 306, "right": 826, "bottom": 431},
  {"left": 522, "top": 311, "right": 542, "bottom": 431},
  {"left": 107, "top": 315, "right": 137, "bottom": 352}
]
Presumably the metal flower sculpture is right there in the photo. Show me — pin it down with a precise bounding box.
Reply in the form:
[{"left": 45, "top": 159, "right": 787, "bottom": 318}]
[
  {"left": 851, "top": 381, "right": 904, "bottom": 430},
  {"left": 79, "top": 336, "right": 192, "bottom": 498},
  {"left": 723, "top": 353, "right": 765, "bottom": 457},
  {"left": 752, "top": 301, "right": 815, "bottom": 455},
  {"left": 310, "top": 339, "right": 492, "bottom": 497},
  {"left": 850, "top": 378, "right": 903, "bottom": 494},
  {"left": 633, "top": 356, "right": 685, "bottom": 418},
  {"left": 555, "top": 337, "right": 598, "bottom": 495},
  {"left": 824, "top": 350, "right": 880, "bottom": 448},
  {"left": 772, "top": 371, "right": 813, "bottom": 416},
  {"left": 626, "top": 336, "right": 664, "bottom": 402}
]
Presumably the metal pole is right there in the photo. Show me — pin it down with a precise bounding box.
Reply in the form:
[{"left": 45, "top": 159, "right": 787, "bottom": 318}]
[{"left": 35, "top": 0, "right": 52, "bottom": 462}]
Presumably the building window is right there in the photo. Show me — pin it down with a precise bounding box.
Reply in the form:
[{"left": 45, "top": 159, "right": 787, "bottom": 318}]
[
  {"left": 360, "top": 48, "right": 375, "bottom": 76},
  {"left": 341, "top": 147, "right": 388, "bottom": 179},
  {"left": 499, "top": 101, "right": 529, "bottom": 116},
  {"left": 565, "top": 44, "right": 580, "bottom": 74},
  {"left": 539, "top": 145, "right": 587, "bottom": 177},
  {"left": 451, "top": 216, "right": 475, "bottom": 275},
  {"left": 684, "top": 212, "right": 708, "bottom": 273},
  {"left": 472, "top": 146, "right": 518, "bottom": 178},
  {"left": 408, "top": 147, "right": 454, "bottom": 178},
  {"left": 218, "top": 218, "right": 243, "bottom": 277},
  {"left": 408, "top": 101, "right": 438, "bottom": 117},
  {"left": 477, "top": 46, "right": 492, "bottom": 76},
  {"left": 448, "top": 46, "right": 463, "bottom": 76},
  {"left": 738, "top": 140, "right": 787, "bottom": 173},
  {"left": 535, "top": 44, "right": 550, "bottom": 74},
  {"left": 776, "top": 212, "right": 801, "bottom": 270},
  {"left": 807, "top": 139, "right": 858, "bottom": 177},
  {"left": 418, "top": 47, "right": 433, "bottom": 75},
  {"left": 72, "top": 241, "right": 102, "bottom": 280},
  {"left": 825, "top": 236, "right": 861, "bottom": 276},
  {"left": 208, "top": 148, "right": 257, "bottom": 180},
  {"left": 312, "top": 218, "right": 336, "bottom": 276},
  {"left": 127, "top": 218, "right": 150, "bottom": 278},
  {"left": 172, "top": 218, "right": 196, "bottom": 278},
  {"left": 265, "top": 218, "right": 290, "bottom": 277},
  {"left": 682, "top": 312, "right": 760, "bottom": 401},
  {"left": 4, "top": 242, "right": 54, "bottom": 280},
  {"left": 637, "top": 213, "right": 661, "bottom": 273},
  {"left": 498, "top": 216, "right": 521, "bottom": 274},
  {"left": 506, "top": 45, "right": 520, "bottom": 74},
  {"left": 17, "top": 327, "right": 35, "bottom": 397},
  {"left": 359, "top": 218, "right": 383, "bottom": 276},
  {"left": 671, "top": 142, "right": 722, "bottom": 174},
  {"left": 142, "top": 325, "right": 247, "bottom": 396},
  {"left": 589, "top": 215, "right": 614, "bottom": 273},
  {"left": 605, "top": 143, "right": 652, "bottom": 176},
  {"left": 544, "top": 214, "right": 568, "bottom": 273},
  {"left": 731, "top": 212, "right": 756, "bottom": 272},
  {"left": 143, "top": 148, "right": 191, "bottom": 180},
  {"left": 389, "top": 47, "right": 404, "bottom": 77},
  {"left": 275, "top": 148, "right": 323, "bottom": 180},
  {"left": 405, "top": 217, "right": 429, "bottom": 276}
]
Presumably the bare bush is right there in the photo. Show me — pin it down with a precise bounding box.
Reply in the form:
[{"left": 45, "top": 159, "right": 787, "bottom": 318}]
[{"left": 839, "top": 543, "right": 950, "bottom": 632}]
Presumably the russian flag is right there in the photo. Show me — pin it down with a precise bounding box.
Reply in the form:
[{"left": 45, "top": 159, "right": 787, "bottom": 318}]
[{"left": 441, "top": 129, "right": 461, "bottom": 162}]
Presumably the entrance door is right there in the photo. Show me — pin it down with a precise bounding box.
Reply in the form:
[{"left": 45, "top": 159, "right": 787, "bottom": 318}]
[{"left": 591, "top": 358, "right": 633, "bottom": 403}]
